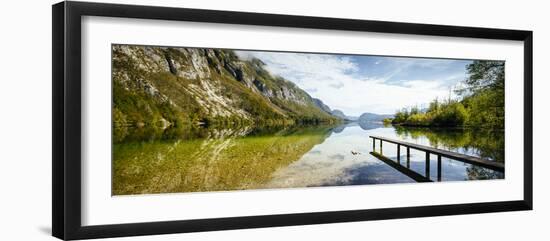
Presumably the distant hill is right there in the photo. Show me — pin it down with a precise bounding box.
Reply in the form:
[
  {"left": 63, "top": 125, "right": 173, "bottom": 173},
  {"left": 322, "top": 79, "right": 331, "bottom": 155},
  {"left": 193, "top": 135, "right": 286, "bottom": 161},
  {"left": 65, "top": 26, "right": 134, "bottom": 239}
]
[
  {"left": 312, "top": 98, "right": 333, "bottom": 114},
  {"left": 358, "top": 112, "right": 393, "bottom": 123},
  {"left": 329, "top": 109, "right": 358, "bottom": 121},
  {"left": 312, "top": 99, "right": 360, "bottom": 121},
  {"left": 330, "top": 110, "right": 346, "bottom": 119}
]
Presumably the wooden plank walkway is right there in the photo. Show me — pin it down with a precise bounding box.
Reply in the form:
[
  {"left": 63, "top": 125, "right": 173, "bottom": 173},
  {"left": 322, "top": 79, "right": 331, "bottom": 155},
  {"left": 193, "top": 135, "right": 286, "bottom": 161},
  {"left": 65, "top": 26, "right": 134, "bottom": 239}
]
[{"left": 370, "top": 135, "right": 504, "bottom": 172}]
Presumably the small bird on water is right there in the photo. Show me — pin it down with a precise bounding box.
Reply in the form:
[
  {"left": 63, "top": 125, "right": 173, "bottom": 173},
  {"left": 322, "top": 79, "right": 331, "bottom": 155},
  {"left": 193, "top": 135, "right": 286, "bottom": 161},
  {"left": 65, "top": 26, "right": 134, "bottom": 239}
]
[{"left": 351, "top": 150, "right": 361, "bottom": 155}]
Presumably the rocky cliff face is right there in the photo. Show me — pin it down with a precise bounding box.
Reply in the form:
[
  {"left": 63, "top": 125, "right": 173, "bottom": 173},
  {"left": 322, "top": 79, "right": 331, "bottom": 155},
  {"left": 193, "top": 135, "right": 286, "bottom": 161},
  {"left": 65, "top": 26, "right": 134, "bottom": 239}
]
[{"left": 112, "top": 44, "right": 338, "bottom": 139}]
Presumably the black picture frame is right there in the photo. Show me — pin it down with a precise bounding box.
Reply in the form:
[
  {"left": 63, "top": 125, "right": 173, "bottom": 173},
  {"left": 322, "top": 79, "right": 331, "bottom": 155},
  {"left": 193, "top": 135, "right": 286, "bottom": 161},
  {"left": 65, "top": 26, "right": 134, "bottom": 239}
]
[{"left": 52, "top": 1, "right": 533, "bottom": 240}]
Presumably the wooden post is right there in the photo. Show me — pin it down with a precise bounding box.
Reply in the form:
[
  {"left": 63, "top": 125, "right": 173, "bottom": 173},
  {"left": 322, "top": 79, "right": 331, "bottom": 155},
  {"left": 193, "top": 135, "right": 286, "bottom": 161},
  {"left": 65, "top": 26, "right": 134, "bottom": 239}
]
[
  {"left": 406, "top": 147, "right": 410, "bottom": 168},
  {"left": 397, "top": 144, "right": 401, "bottom": 163},
  {"left": 425, "top": 152, "right": 430, "bottom": 178},
  {"left": 372, "top": 137, "right": 375, "bottom": 151},
  {"left": 380, "top": 139, "right": 383, "bottom": 155},
  {"left": 437, "top": 155, "right": 442, "bottom": 181}
]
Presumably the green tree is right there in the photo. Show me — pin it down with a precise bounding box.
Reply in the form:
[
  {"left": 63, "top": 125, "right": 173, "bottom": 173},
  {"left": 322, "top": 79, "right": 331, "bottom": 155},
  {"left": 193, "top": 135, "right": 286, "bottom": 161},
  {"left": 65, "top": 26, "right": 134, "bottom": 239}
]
[
  {"left": 460, "top": 60, "right": 504, "bottom": 94},
  {"left": 458, "top": 60, "right": 504, "bottom": 129}
]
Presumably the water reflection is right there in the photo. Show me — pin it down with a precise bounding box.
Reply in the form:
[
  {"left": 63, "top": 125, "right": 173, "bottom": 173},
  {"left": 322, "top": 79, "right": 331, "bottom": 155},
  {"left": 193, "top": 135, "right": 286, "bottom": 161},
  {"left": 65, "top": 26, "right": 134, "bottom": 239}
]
[
  {"left": 263, "top": 124, "right": 504, "bottom": 188},
  {"left": 393, "top": 126, "right": 504, "bottom": 162},
  {"left": 113, "top": 122, "right": 504, "bottom": 195},
  {"left": 113, "top": 125, "right": 333, "bottom": 195},
  {"left": 391, "top": 126, "right": 504, "bottom": 181}
]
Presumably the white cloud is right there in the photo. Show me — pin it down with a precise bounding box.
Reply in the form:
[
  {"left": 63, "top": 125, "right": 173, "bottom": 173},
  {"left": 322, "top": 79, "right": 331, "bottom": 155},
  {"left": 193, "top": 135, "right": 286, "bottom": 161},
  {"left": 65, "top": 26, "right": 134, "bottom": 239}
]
[
  {"left": 329, "top": 82, "right": 344, "bottom": 89},
  {"left": 315, "top": 78, "right": 449, "bottom": 115},
  {"left": 235, "top": 51, "right": 459, "bottom": 116},
  {"left": 400, "top": 80, "right": 443, "bottom": 89},
  {"left": 236, "top": 51, "right": 357, "bottom": 82}
]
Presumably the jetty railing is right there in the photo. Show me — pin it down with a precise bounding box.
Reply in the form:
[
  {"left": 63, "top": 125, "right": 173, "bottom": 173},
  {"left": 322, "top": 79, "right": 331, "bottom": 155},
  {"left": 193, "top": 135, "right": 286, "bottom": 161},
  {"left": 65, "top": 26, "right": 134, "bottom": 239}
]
[{"left": 369, "top": 135, "right": 504, "bottom": 173}]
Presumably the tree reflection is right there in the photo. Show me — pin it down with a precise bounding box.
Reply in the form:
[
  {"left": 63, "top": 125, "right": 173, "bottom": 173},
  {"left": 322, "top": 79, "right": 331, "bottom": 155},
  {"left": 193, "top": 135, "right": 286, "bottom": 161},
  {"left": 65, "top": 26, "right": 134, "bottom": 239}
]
[
  {"left": 466, "top": 165, "right": 504, "bottom": 180},
  {"left": 393, "top": 126, "right": 504, "bottom": 162}
]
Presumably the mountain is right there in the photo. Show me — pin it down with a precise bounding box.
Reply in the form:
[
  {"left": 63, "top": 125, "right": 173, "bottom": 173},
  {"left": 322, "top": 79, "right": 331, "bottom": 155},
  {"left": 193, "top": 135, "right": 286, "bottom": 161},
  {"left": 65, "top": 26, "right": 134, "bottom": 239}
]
[
  {"left": 312, "top": 99, "right": 358, "bottom": 121},
  {"left": 330, "top": 109, "right": 358, "bottom": 121},
  {"left": 312, "top": 98, "right": 332, "bottom": 114},
  {"left": 358, "top": 112, "right": 394, "bottom": 123},
  {"left": 112, "top": 45, "right": 339, "bottom": 141},
  {"left": 330, "top": 110, "right": 347, "bottom": 120}
]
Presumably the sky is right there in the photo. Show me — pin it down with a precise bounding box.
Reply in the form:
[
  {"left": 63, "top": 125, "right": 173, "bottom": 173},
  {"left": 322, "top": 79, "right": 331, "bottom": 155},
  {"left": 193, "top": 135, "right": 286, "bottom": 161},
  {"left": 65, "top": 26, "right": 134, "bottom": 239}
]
[{"left": 235, "top": 50, "right": 473, "bottom": 116}]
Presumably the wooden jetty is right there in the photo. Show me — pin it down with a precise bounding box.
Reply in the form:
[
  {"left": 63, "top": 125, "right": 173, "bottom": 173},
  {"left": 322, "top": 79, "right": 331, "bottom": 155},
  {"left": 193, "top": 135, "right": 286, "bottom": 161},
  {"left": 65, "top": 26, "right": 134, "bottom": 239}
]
[{"left": 370, "top": 135, "right": 504, "bottom": 172}]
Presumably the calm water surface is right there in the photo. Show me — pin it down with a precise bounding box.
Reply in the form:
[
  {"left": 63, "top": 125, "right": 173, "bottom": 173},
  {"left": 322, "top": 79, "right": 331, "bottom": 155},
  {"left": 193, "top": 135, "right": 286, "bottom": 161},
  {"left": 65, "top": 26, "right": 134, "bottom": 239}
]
[{"left": 113, "top": 123, "right": 504, "bottom": 195}]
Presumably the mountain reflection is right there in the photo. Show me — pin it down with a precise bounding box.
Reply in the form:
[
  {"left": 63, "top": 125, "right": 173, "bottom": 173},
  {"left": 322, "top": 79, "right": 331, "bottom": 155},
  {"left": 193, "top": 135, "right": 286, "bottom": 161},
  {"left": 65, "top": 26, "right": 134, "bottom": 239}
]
[
  {"left": 113, "top": 122, "right": 504, "bottom": 195},
  {"left": 113, "top": 125, "right": 333, "bottom": 195}
]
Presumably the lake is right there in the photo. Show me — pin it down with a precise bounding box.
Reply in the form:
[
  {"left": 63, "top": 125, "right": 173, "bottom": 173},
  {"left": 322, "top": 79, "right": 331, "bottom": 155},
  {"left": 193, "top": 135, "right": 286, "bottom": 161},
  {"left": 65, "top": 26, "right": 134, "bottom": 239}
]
[{"left": 113, "top": 123, "right": 504, "bottom": 195}]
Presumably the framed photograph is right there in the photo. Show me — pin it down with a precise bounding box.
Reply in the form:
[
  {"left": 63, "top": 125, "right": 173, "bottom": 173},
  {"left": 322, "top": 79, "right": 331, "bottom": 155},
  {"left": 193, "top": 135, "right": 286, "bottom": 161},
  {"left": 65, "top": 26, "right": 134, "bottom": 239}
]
[{"left": 52, "top": 1, "right": 533, "bottom": 240}]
